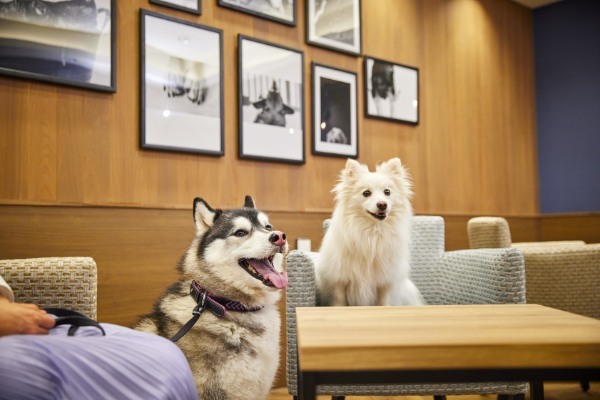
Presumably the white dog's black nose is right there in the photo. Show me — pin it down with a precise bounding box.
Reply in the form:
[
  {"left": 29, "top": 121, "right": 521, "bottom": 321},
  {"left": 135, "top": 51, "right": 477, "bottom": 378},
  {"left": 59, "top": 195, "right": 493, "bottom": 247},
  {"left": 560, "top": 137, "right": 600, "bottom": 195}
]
[{"left": 377, "top": 202, "right": 388, "bottom": 211}]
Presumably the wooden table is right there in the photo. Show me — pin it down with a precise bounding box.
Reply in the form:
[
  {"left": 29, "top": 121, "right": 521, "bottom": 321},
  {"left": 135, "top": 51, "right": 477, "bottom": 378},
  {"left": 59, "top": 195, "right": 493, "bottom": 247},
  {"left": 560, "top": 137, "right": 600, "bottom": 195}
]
[{"left": 296, "top": 304, "right": 600, "bottom": 400}]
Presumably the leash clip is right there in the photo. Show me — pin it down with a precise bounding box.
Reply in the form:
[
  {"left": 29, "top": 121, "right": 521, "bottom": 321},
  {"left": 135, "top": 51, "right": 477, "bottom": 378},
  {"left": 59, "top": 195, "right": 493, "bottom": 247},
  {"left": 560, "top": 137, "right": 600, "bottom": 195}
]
[{"left": 193, "top": 291, "right": 207, "bottom": 316}]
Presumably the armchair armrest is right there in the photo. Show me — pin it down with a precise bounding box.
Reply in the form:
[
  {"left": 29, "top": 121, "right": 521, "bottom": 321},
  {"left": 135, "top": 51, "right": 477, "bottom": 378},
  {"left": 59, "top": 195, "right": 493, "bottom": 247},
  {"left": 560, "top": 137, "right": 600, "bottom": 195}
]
[
  {"left": 0, "top": 257, "right": 97, "bottom": 319},
  {"left": 285, "top": 250, "right": 318, "bottom": 395},
  {"left": 435, "top": 248, "right": 525, "bottom": 305}
]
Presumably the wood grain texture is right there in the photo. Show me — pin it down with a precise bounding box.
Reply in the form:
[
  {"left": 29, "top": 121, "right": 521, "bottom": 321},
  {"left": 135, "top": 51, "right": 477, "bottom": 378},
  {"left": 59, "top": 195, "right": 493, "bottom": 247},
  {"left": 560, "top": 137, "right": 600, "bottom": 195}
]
[
  {"left": 296, "top": 304, "right": 600, "bottom": 371},
  {"left": 0, "top": 0, "right": 538, "bottom": 215}
]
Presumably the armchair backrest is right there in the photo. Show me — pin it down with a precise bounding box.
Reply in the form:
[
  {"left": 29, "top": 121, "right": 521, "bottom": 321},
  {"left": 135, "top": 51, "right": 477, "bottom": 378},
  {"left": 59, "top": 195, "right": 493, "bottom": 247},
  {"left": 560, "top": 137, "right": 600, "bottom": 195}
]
[
  {"left": 322, "top": 215, "right": 446, "bottom": 304},
  {"left": 408, "top": 216, "right": 445, "bottom": 303},
  {"left": 0, "top": 257, "right": 98, "bottom": 319},
  {"left": 467, "top": 216, "right": 512, "bottom": 248}
]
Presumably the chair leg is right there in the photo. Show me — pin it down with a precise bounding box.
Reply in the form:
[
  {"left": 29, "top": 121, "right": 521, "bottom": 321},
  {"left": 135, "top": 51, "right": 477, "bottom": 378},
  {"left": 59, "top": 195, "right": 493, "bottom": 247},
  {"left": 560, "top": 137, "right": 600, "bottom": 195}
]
[{"left": 581, "top": 380, "right": 590, "bottom": 392}]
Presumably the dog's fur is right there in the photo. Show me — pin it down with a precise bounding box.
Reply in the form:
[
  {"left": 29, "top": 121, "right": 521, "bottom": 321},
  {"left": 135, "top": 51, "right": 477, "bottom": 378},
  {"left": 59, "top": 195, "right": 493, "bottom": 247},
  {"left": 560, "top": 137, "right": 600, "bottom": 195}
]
[
  {"left": 135, "top": 196, "right": 288, "bottom": 400},
  {"left": 316, "top": 158, "right": 424, "bottom": 307}
]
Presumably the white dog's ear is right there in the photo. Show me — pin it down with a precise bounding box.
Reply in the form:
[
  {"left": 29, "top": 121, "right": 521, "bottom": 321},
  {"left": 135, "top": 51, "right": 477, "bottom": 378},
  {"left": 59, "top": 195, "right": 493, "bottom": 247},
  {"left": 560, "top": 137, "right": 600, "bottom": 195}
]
[
  {"left": 342, "top": 158, "right": 367, "bottom": 180},
  {"left": 377, "top": 157, "right": 407, "bottom": 178},
  {"left": 193, "top": 198, "right": 221, "bottom": 235}
]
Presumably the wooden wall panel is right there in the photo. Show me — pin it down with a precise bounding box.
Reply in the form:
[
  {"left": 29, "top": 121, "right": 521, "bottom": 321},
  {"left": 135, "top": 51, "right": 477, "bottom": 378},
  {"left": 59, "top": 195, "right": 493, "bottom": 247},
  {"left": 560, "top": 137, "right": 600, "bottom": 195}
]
[
  {"left": 0, "top": 0, "right": 538, "bottom": 216},
  {"left": 540, "top": 214, "right": 600, "bottom": 244}
]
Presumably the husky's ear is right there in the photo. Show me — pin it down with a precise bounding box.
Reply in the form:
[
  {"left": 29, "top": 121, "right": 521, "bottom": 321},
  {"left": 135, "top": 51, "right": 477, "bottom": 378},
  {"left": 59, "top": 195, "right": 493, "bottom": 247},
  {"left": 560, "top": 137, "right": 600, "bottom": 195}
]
[
  {"left": 193, "top": 198, "right": 221, "bottom": 234},
  {"left": 341, "top": 158, "right": 366, "bottom": 180},
  {"left": 377, "top": 157, "right": 407, "bottom": 178},
  {"left": 244, "top": 195, "right": 255, "bottom": 209}
]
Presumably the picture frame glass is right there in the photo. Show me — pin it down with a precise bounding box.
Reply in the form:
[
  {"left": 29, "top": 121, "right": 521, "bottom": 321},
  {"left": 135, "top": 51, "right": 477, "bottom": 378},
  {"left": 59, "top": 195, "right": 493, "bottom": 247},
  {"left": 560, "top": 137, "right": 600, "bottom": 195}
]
[
  {"left": 365, "top": 57, "right": 419, "bottom": 124},
  {"left": 239, "top": 36, "right": 304, "bottom": 163},
  {"left": 0, "top": 0, "right": 115, "bottom": 91},
  {"left": 219, "top": 0, "right": 295, "bottom": 26},
  {"left": 313, "top": 64, "right": 357, "bottom": 157},
  {"left": 142, "top": 12, "right": 223, "bottom": 155},
  {"left": 307, "top": 0, "right": 361, "bottom": 55}
]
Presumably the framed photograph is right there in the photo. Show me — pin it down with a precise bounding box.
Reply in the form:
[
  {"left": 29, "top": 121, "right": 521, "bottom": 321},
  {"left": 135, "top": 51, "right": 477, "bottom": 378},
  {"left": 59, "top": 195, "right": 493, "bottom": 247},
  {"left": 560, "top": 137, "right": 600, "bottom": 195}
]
[
  {"left": 140, "top": 10, "right": 224, "bottom": 155},
  {"left": 312, "top": 63, "right": 358, "bottom": 158},
  {"left": 219, "top": 0, "right": 295, "bottom": 26},
  {"left": 0, "top": 0, "right": 116, "bottom": 92},
  {"left": 364, "top": 56, "right": 419, "bottom": 124},
  {"left": 306, "top": 0, "right": 361, "bottom": 56},
  {"left": 238, "top": 35, "right": 304, "bottom": 164},
  {"left": 150, "top": 0, "right": 201, "bottom": 15}
]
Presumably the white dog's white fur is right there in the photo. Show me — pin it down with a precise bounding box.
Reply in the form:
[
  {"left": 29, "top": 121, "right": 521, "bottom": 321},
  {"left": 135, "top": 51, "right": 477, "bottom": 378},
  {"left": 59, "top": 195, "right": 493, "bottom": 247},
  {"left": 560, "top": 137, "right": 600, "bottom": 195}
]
[{"left": 316, "top": 158, "right": 425, "bottom": 307}]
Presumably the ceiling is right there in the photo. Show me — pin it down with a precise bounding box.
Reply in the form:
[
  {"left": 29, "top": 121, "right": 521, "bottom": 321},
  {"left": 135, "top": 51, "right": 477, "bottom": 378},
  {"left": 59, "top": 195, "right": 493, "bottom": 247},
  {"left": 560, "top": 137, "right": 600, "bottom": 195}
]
[{"left": 511, "top": 0, "right": 563, "bottom": 9}]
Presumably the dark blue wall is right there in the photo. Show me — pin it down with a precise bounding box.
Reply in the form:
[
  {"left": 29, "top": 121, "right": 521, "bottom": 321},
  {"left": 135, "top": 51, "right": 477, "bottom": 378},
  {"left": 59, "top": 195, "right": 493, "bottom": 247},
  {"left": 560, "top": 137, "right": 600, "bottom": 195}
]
[{"left": 534, "top": 0, "right": 600, "bottom": 213}]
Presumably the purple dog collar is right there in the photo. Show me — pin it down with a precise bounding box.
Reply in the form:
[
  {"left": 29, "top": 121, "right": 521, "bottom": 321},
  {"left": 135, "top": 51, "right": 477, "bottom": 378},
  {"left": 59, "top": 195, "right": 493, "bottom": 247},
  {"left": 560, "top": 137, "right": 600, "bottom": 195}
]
[{"left": 190, "top": 280, "right": 264, "bottom": 317}]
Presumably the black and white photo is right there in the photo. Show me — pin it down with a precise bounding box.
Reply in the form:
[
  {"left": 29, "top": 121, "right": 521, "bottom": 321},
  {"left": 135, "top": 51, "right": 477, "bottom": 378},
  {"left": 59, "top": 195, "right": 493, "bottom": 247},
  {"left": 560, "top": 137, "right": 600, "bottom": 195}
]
[
  {"left": 238, "top": 35, "right": 304, "bottom": 164},
  {"left": 306, "top": 0, "right": 361, "bottom": 55},
  {"left": 219, "top": 0, "right": 295, "bottom": 26},
  {"left": 141, "top": 10, "right": 223, "bottom": 155},
  {"left": 364, "top": 56, "right": 419, "bottom": 124},
  {"left": 312, "top": 63, "right": 357, "bottom": 158},
  {"left": 0, "top": 0, "right": 115, "bottom": 92},
  {"left": 150, "top": 0, "right": 201, "bottom": 15}
]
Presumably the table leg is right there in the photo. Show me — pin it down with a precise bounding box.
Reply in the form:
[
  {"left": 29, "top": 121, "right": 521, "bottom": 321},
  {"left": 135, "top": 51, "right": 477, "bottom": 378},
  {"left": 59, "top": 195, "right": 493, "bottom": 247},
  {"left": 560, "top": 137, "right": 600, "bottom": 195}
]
[
  {"left": 530, "top": 381, "right": 544, "bottom": 400},
  {"left": 299, "top": 371, "right": 316, "bottom": 400}
]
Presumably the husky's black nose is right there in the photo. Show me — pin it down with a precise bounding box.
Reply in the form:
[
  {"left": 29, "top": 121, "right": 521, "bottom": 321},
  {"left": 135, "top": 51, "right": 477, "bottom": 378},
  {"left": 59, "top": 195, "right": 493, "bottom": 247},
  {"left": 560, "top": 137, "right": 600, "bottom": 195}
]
[
  {"left": 377, "top": 202, "right": 388, "bottom": 211},
  {"left": 269, "top": 231, "right": 287, "bottom": 246}
]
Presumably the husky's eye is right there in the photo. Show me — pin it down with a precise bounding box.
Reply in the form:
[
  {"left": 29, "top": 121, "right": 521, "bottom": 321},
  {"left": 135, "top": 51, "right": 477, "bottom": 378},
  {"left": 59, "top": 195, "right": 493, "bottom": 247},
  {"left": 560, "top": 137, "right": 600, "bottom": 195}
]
[
  {"left": 265, "top": 224, "right": 273, "bottom": 231},
  {"left": 233, "top": 229, "right": 248, "bottom": 237},
  {"left": 362, "top": 190, "right": 371, "bottom": 197},
  {"left": 384, "top": 189, "right": 391, "bottom": 196}
]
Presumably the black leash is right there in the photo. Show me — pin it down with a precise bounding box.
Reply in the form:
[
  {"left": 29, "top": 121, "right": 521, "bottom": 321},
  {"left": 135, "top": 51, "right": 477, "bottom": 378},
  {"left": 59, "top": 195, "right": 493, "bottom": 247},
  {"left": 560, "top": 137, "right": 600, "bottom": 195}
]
[
  {"left": 170, "top": 280, "right": 263, "bottom": 343},
  {"left": 45, "top": 307, "right": 106, "bottom": 336}
]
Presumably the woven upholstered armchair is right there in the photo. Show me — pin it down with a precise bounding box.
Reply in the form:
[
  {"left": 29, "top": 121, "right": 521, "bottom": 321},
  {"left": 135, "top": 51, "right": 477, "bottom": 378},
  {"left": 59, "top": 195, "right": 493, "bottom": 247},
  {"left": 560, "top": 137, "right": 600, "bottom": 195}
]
[
  {"left": 286, "top": 216, "right": 527, "bottom": 400},
  {"left": 0, "top": 257, "right": 97, "bottom": 319},
  {"left": 468, "top": 216, "right": 600, "bottom": 320}
]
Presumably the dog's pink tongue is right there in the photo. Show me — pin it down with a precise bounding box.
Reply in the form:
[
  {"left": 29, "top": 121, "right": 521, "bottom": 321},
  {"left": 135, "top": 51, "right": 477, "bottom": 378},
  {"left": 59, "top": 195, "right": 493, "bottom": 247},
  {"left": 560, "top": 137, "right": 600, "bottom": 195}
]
[{"left": 248, "top": 259, "right": 288, "bottom": 289}]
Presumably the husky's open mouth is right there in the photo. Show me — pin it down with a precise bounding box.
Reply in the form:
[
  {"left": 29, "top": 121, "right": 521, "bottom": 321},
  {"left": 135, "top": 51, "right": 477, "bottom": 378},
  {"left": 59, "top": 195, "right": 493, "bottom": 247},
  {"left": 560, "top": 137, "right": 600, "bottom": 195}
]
[
  {"left": 368, "top": 211, "right": 387, "bottom": 220},
  {"left": 239, "top": 257, "right": 288, "bottom": 289}
]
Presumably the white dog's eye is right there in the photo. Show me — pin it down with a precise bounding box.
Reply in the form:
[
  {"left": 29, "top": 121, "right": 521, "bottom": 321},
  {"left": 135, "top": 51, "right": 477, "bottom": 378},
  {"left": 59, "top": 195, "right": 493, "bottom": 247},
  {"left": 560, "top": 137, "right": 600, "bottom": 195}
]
[
  {"left": 362, "top": 190, "right": 372, "bottom": 197},
  {"left": 265, "top": 224, "right": 273, "bottom": 231},
  {"left": 384, "top": 189, "right": 391, "bottom": 196},
  {"left": 234, "top": 229, "right": 248, "bottom": 237}
]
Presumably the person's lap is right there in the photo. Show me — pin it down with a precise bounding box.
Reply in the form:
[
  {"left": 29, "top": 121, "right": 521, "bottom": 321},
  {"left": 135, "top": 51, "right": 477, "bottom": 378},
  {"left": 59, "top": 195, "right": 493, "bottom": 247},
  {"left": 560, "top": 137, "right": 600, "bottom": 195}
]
[{"left": 0, "top": 323, "right": 199, "bottom": 400}]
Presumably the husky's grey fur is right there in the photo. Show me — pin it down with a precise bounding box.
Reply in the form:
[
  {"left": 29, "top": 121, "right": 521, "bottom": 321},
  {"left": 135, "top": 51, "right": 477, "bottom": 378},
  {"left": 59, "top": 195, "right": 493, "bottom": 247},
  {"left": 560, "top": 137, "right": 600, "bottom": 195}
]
[{"left": 136, "top": 196, "right": 289, "bottom": 400}]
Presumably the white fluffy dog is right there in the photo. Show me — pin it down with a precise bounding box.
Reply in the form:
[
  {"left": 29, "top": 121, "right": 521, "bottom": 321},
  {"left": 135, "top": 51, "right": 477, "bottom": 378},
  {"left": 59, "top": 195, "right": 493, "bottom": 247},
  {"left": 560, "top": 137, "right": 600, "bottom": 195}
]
[{"left": 316, "top": 158, "right": 425, "bottom": 307}]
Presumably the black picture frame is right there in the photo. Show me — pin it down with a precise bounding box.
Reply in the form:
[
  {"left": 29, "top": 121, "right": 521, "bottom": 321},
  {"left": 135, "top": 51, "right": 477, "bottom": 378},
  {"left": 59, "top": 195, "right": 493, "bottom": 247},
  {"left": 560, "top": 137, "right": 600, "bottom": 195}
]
[
  {"left": 238, "top": 35, "right": 305, "bottom": 164},
  {"left": 306, "top": 0, "right": 361, "bottom": 56},
  {"left": 150, "top": 0, "right": 201, "bottom": 15},
  {"left": 140, "top": 10, "right": 224, "bottom": 156},
  {"left": 219, "top": 0, "right": 296, "bottom": 27},
  {"left": 0, "top": 0, "right": 116, "bottom": 92},
  {"left": 312, "top": 62, "right": 358, "bottom": 158},
  {"left": 364, "top": 56, "right": 419, "bottom": 125}
]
